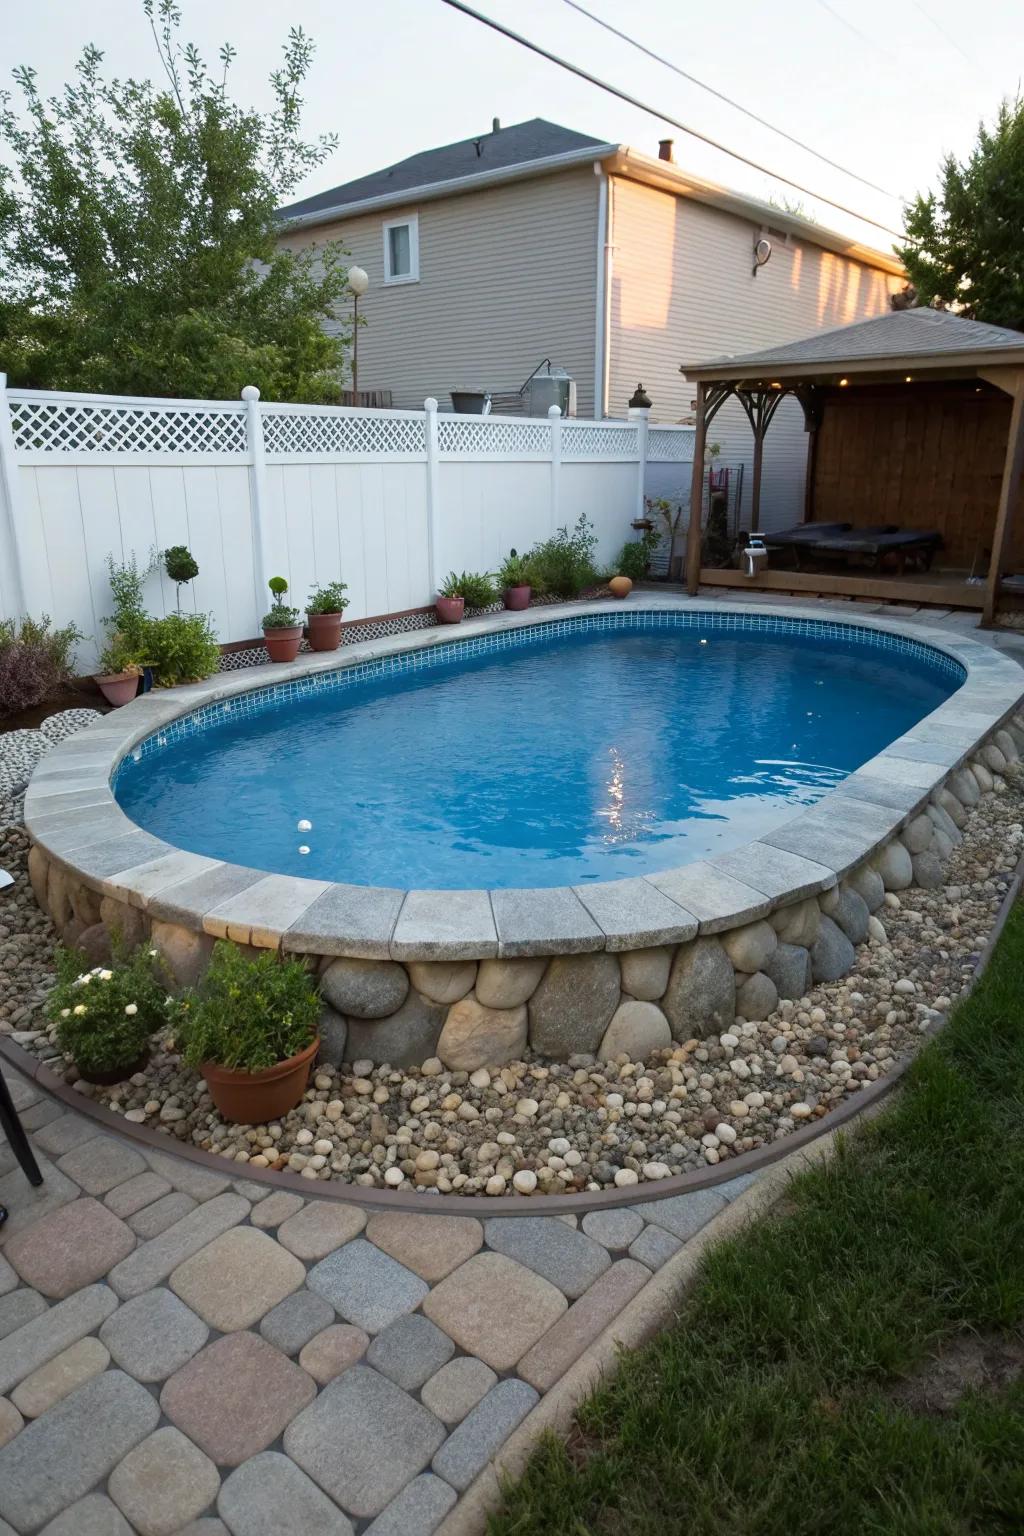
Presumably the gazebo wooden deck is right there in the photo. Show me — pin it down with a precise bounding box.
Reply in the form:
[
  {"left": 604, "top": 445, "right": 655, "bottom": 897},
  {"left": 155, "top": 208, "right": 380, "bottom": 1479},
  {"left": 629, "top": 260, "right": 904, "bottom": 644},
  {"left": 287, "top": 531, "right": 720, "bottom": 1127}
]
[{"left": 681, "top": 308, "right": 1024, "bottom": 624}]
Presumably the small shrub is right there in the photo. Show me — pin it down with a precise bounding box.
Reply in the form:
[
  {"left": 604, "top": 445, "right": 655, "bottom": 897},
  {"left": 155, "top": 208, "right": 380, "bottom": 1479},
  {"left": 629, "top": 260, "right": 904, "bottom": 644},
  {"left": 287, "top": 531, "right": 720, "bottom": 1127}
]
[
  {"left": 96, "top": 629, "right": 144, "bottom": 678},
  {"left": 145, "top": 612, "right": 220, "bottom": 685},
  {"left": 46, "top": 942, "right": 172, "bottom": 1076},
  {"left": 307, "top": 580, "right": 349, "bottom": 615},
  {"left": 526, "top": 514, "right": 600, "bottom": 597},
  {"left": 438, "top": 571, "right": 497, "bottom": 607},
  {"left": 176, "top": 941, "right": 320, "bottom": 1072},
  {"left": 163, "top": 544, "right": 199, "bottom": 611},
  {"left": 263, "top": 576, "right": 300, "bottom": 629},
  {"left": 615, "top": 529, "right": 659, "bottom": 582},
  {"left": 497, "top": 550, "right": 532, "bottom": 588},
  {"left": 0, "top": 615, "right": 84, "bottom": 716},
  {"left": 105, "top": 550, "right": 156, "bottom": 652}
]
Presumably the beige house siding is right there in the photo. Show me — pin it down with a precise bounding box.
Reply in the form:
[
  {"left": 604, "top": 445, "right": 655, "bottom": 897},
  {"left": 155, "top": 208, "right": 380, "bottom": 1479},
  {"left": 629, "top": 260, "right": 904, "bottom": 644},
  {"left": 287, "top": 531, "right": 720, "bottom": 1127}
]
[
  {"left": 607, "top": 178, "right": 904, "bottom": 530},
  {"left": 282, "top": 168, "right": 600, "bottom": 416}
]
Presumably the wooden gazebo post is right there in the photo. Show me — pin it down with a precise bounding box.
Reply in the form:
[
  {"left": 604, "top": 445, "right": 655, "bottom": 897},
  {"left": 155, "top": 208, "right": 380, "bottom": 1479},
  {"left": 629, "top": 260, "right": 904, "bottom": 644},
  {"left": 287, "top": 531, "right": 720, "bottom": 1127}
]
[{"left": 983, "top": 379, "right": 1024, "bottom": 626}]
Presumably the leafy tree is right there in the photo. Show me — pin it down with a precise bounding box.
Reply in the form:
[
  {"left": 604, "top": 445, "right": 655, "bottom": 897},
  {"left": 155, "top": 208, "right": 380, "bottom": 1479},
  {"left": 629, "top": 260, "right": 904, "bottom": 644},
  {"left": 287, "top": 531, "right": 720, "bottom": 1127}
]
[
  {"left": 0, "top": 0, "right": 352, "bottom": 400},
  {"left": 897, "top": 97, "right": 1024, "bottom": 332}
]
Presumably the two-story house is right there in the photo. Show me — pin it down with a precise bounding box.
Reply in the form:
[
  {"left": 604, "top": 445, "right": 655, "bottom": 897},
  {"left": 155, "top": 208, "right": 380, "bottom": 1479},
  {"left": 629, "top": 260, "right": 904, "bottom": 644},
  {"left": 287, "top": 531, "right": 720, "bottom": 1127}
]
[{"left": 278, "top": 118, "right": 904, "bottom": 529}]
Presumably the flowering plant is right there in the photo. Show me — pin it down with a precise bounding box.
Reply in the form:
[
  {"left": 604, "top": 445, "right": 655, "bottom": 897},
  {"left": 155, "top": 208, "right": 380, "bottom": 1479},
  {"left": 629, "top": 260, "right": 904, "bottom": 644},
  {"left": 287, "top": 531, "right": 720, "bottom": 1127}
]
[{"left": 46, "top": 942, "right": 173, "bottom": 1077}]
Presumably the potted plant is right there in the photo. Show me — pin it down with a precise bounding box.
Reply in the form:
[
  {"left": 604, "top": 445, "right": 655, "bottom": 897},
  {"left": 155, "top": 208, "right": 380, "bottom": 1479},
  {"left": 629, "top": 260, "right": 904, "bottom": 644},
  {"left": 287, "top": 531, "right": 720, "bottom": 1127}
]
[
  {"left": 94, "top": 630, "right": 145, "bottom": 707},
  {"left": 436, "top": 571, "right": 466, "bottom": 624},
  {"left": 306, "top": 580, "right": 349, "bottom": 652},
  {"left": 262, "top": 576, "right": 303, "bottom": 662},
  {"left": 176, "top": 942, "right": 321, "bottom": 1123},
  {"left": 497, "top": 550, "right": 532, "bottom": 611},
  {"left": 46, "top": 942, "right": 172, "bottom": 1085}
]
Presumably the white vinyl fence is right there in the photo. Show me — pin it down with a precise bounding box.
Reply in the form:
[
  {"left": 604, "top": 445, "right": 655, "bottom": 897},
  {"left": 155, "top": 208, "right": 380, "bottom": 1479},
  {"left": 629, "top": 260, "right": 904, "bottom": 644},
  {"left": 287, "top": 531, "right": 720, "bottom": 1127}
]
[{"left": 0, "top": 377, "right": 694, "bottom": 668}]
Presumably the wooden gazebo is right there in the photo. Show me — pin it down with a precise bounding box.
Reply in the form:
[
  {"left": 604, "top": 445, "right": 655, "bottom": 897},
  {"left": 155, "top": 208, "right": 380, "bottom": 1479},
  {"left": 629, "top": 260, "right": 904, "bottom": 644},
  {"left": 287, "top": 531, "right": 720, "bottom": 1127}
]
[{"left": 681, "top": 308, "right": 1024, "bottom": 623}]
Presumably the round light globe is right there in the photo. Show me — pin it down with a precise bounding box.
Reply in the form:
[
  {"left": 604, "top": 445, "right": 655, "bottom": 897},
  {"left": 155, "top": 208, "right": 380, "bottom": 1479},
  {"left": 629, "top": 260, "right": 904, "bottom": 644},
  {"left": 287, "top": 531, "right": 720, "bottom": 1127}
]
[{"left": 347, "top": 265, "right": 369, "bottom": 297}]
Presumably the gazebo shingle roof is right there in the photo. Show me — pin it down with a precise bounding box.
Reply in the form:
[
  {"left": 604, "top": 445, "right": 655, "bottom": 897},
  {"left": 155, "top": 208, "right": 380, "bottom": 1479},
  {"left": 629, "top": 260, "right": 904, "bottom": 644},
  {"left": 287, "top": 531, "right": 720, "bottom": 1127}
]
[{"left": 684, "top": 307, "right": 1024, "bottom": 376}]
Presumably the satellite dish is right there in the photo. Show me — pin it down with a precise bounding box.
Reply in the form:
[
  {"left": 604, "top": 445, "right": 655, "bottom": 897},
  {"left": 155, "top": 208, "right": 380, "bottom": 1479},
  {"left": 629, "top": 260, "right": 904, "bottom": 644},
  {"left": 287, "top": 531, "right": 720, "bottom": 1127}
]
[{"left": 753, "top": 237, "right": 773, "bottom": 275}]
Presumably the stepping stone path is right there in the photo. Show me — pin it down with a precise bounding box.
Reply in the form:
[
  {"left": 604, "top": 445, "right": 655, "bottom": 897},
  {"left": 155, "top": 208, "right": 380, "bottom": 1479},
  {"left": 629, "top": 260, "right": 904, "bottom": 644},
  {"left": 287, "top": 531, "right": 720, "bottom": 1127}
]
[{"left": 0, "top": 1071, "right": 757, "bottom": 1532}]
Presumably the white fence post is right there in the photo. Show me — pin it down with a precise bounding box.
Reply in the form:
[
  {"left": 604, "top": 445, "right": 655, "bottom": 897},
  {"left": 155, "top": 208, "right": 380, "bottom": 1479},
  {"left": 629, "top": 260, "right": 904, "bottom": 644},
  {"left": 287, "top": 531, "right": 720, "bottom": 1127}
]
[
  {"left": 424, "top": 397, "right": 441, "bottom": 600},
  {"left": 0, "top": 373, "right": 28, "bottom": 617},
  {"left": 548, "top": 404, "right": 562, "bottom": 532},
  {"left": 628, "top": 403, "right": 651, "bottom": 524},
  {"left": 242, "top": 385, "right": 272, "bottom": 612}
]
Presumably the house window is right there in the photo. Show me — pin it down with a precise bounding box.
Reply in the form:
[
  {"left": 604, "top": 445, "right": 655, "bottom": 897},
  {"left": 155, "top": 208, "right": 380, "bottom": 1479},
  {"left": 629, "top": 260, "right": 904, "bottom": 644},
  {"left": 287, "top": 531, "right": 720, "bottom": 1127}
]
[{"left": 383, "top": 216, "right": 419, "bottom": 284}]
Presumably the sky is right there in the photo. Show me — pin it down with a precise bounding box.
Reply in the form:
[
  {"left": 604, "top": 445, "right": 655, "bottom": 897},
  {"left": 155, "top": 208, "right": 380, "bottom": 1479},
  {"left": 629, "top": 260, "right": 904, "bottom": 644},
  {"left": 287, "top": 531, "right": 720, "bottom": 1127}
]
[{"left": 3, "top": 0, "right": 1023, "bottom": 256}]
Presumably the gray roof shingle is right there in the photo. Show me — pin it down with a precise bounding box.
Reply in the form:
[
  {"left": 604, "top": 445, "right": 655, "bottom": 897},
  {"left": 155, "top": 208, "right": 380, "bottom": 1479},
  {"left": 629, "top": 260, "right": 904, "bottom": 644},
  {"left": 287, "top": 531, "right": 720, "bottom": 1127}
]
[
  {"left": 279, "top": 119, "right": 608, "bottom": 222},
  {"left": 685, "top": 307, "right": 1024, "bottom": 376}
]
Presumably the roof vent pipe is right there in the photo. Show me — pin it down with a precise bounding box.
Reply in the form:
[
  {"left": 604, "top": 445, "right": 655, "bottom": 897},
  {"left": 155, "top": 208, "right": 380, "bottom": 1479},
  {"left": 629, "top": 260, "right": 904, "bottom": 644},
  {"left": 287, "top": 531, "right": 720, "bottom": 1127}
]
[
  {"left": 492, "top": 117, "right": 501, "bottom": 133},
  {"left": 658, "top": 139, "right": 674, "bottom": 162}
]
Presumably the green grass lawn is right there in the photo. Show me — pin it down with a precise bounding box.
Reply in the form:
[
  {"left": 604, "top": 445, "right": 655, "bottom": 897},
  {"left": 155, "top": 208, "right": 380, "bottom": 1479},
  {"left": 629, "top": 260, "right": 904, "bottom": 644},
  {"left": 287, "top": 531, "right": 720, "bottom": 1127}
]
[{"left": 491, "top": 901, "right": 1024, "bottom": 1536}]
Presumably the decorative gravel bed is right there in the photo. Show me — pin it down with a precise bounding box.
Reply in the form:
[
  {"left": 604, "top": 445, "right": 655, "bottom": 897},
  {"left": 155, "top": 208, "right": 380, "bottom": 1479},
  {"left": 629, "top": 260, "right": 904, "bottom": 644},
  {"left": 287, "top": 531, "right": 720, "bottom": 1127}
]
[{"left": 2, "top": 713, "right": 1023, "bottom": 1195}]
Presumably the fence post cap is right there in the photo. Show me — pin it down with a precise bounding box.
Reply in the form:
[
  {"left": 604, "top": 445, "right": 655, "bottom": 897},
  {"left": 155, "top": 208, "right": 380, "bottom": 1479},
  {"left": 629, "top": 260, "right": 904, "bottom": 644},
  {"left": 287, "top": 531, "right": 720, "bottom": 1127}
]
[
  {"left": 547, "top": 404, "right": 562, "bottom": 418},
  {"left": 424, "top": 397, "right": 438, "bottom": 412},
  {"left": 241, "top": 385, "right": 261, "bottom": 402}
]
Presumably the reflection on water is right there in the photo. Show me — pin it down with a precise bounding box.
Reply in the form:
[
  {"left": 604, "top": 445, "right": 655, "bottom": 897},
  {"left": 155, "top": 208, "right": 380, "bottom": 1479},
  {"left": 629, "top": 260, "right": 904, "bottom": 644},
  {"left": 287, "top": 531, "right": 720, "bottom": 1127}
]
[{"left": 117, "top": 626, "right": 957, "bottom": 889}]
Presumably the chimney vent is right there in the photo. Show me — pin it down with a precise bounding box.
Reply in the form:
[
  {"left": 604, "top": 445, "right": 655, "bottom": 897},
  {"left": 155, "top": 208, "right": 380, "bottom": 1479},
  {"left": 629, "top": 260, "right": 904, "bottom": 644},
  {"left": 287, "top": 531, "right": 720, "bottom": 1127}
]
[
  {"left": 658, "top": 138, "right": 674, "bottom": 162},
  {"left": 492, "top": 117, "right": 501, "bottom": 133}
]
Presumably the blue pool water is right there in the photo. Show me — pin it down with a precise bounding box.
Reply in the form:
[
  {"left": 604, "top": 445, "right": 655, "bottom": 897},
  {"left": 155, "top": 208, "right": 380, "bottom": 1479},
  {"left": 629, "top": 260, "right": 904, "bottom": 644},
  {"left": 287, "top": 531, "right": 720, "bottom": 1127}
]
[{"left": 115, "top": 616, "right": 961, "bottom": 889}]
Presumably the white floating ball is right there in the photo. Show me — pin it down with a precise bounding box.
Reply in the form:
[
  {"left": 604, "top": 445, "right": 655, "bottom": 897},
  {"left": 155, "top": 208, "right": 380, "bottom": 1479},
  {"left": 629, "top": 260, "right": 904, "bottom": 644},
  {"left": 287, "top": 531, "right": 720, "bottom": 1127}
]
[
  {"left": 298, "top": 845, "right": 310, "bottom": 855},
  {"left": 297, "top": 818, "right": 312, "bottom": 832}
]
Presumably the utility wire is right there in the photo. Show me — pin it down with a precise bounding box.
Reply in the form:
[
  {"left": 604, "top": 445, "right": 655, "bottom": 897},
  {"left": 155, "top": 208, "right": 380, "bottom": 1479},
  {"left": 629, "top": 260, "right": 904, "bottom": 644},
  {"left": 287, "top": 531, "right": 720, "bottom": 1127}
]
[
  {"left": 909, "top": 0, "right": 980, "bottom": 71},
  {"left": 439, "top": 0, "right": 908, "bottom": 244},
  {"left": 814, "top": 0, "right": 904, "bottom": 69},
  {"left": 561, "top": 0, "right": 902, "bottom": 202}
]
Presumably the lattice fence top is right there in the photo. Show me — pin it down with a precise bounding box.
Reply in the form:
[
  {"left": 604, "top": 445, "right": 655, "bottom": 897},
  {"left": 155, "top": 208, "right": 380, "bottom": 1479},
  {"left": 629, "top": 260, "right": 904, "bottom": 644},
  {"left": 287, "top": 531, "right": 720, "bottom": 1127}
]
[
  {"left": 648, "top": 427, "right": 695, "bottom": 462},
  {"left": 437, "top": 416, "right": 552, "bottom": 457},
  {"left": 562, "top": 423, "right": 639, "bottom": 459},
  {"left": 262, "top": 409, "right": 426, "bottom": 458},
  {"left": 8, "top": 396, "right": 247, "bottom": 457}
]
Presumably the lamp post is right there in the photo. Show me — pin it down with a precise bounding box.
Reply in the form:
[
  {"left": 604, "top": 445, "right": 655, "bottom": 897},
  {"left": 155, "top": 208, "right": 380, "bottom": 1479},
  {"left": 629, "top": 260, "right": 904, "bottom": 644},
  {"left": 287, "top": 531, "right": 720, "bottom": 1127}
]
[{"left": 347, "top": 266, "right": 369, "bottom": 401}]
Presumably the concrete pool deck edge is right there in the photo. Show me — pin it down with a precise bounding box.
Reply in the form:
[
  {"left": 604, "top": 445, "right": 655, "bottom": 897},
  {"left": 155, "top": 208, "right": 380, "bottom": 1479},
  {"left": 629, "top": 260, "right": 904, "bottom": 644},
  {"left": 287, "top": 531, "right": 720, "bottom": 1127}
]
[{"left": 23, "top": 595, "right": 1024, "bottom": 962}]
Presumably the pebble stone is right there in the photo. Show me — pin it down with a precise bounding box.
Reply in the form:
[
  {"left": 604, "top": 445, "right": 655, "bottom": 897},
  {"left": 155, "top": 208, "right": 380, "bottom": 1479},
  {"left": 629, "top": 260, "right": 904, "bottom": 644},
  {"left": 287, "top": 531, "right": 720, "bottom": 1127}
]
[
  {"left": 99, "top": 1288, "right": 209, "bottom": 1383},
  {"left": 420, "top": 1356, "right": 498, "bottom": 1426}
]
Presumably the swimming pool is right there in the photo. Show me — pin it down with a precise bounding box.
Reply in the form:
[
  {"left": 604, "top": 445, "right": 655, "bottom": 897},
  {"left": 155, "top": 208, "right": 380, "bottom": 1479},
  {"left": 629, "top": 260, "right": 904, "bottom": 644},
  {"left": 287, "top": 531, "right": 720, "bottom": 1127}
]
[{"left": 114, "top": 611, "right": 963, "bottom": 890}]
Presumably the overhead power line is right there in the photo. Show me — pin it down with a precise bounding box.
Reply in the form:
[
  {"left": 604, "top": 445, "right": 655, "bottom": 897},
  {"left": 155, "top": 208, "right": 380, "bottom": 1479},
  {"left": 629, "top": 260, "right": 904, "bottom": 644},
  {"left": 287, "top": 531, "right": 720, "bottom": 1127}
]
[
  {"left": 561, "top": 0, "right": 902, "bottom": 202},
  {"left": 438, "top": 0, "right": 908, "bottom": 244}
]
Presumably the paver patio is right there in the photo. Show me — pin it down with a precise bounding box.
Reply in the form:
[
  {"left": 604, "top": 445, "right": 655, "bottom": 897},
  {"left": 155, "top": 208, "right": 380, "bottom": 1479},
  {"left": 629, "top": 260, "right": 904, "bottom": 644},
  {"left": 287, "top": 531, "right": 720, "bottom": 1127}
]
[{"left": 0, "top": 1068, "right": 762, "bottom": 1534}]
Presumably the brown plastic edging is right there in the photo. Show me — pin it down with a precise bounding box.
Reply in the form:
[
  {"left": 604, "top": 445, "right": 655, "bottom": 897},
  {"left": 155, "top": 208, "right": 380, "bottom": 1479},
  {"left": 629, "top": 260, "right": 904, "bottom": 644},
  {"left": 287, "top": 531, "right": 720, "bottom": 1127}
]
[{"left": 3, "top": 849, "right": 1020, "bottom": 1219}]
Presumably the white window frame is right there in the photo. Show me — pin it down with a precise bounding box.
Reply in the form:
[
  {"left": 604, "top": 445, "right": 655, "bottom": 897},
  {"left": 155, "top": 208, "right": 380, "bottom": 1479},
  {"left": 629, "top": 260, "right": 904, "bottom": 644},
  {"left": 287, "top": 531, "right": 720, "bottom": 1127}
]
[{"left": 382, "top": 215, "right": 420, "bottom": 285}]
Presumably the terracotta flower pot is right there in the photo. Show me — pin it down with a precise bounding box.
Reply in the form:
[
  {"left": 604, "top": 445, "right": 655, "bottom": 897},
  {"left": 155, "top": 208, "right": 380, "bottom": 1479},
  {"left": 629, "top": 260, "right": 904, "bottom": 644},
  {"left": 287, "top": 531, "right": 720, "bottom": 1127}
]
[
  {"left": 609, "top": 576, "right": 633, "bottom": 599},
  {"left": 307, "top": 612, "right": 343, "bottom": 652},
  {"left": 77, "top": 1050, "right": 151, "bottom": 1087},
  {"left": 95, "top": 672, "right": 142, "bottom": 707},
  {"left": 201, "top": 1036, "right": 320, "bottom": 1125},
  {"left": 503, "top": 585, "right": 531, "bottom": 611},
  {"left": 436, "top": 595, "right": 465, "bottom": 625},
  {"left": 263, "top": 624, "right": 303, "bottom": 663}
]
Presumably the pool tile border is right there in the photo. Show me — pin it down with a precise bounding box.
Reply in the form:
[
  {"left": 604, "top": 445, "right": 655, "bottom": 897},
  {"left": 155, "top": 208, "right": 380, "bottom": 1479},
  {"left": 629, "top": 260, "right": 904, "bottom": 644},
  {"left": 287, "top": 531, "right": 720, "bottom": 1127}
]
[{"left": 23, "top": 596, "right": 1024, "bottom": 963}]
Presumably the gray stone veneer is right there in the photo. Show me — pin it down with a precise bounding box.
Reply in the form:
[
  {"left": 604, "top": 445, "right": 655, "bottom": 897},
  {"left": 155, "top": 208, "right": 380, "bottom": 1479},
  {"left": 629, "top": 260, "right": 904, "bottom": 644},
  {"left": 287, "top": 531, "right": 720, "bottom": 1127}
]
[{"left": 22, "top": 598, "right": 1024, "bottom": 1067}]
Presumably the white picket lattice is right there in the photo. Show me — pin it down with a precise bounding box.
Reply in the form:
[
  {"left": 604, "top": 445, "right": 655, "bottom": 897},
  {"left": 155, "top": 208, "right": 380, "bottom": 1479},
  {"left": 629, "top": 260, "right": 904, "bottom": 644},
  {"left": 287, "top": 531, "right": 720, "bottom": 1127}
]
[
  {"left": 262, "top": 408, "right": 426, "bottom": 458},
  {"left": 437, "top": 416, "right": 552, "bottom": 458},
  {"left": 648, "top": 427, "right": 695, "bottom": 462},
  {"left": 562, "top": 422, "right": 640, "bottom": 459},
  {"left": 7, "top": 394, "right": 247, "bottom": 458}
]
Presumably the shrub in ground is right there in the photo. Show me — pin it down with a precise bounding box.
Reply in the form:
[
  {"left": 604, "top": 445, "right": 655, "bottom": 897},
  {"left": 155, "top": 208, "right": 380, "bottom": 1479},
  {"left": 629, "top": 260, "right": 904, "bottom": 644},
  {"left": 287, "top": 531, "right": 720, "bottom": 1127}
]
[
  {"left": 526, "top": 514, "right": 600, "bottom": 597},
  {"left": 47, "top": 942, "right": 172, "bottom": 1077},
  {"left": 0, "top": 615, "right": 83, "bottom": 716}
]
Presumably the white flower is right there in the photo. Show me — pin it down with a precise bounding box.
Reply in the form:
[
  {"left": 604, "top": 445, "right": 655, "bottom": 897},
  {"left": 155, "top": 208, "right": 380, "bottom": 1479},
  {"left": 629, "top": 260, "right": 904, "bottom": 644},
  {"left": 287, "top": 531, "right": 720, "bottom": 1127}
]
[
  {"left": 60, "top": 1008, "right": 70, "bottom": 1018},
  {"left": 99, "top": 970, "right": 113, "bottom": 982},
  {"left": 77, "top": 974, "right": 91, "bottom": 985},
  {"left": 125, "top": 1003, "right": 138, "bottom": 1016},
  {"left": 91, "top": 967, "right": 103, "bottom": 975},
  {"left": 72, "top": 1004, "right": 87, "bottom": 1016},
  {"left": 148, "top": 949, "right": 158, "bottom": 958}
]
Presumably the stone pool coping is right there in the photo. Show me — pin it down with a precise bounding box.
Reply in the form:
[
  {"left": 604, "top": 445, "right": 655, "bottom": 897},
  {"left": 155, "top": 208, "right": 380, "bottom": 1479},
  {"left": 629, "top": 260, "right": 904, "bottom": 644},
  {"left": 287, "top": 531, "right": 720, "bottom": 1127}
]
[{"left": 22, "top": 595, "right": 1024, "bottom": 963}]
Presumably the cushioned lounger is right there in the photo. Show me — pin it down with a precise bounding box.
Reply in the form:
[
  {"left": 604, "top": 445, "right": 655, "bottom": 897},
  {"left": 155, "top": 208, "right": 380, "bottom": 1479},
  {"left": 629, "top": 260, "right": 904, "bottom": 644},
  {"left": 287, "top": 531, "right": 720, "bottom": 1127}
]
[{"left": 762, "top": 522, "right": 852, "bottom": 546}]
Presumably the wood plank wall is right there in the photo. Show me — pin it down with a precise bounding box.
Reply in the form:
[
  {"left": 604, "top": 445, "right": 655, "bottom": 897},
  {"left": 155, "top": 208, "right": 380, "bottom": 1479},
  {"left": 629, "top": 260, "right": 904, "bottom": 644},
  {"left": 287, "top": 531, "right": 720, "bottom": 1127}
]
[{"left": 811, "top": 382, "right": 1019, "bottom": 569}]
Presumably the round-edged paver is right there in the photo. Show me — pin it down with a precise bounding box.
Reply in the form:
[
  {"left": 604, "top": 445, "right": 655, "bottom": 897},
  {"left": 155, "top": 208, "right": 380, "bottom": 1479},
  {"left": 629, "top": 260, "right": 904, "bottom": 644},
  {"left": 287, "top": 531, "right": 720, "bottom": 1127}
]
[
  {"left": 3, "top": 1198, "right": 136, "bottom": 1299},
  {"left": 218, "top": 1451, "right": 354, "bottom": 1536},
  {"left": 11, "top": 1337, "right": 110, "bottom": 1419},
  {"left": 99, "top": 1288, "right": 209, "bottom": 1383},
  {"left": 108, "top": 1427, "right": 220, "bottom": 1536},
  {"left": 421, "top": 1252, "right": 568, "bottom": 1372},
  {"left": 36, "top": 1492, "right": 135, "bottom": 1535},
  {"left": 420, "top": 1356, "right": 497, "bottom": 1426},
  {"left": 482, "top": 1216, "right": 611, "bottom": 1299},
  {"left": 260, "top": 1290, "right": 336, "bottom": 1357},
  {"left": 160, "top": 1333, "right": 316, "bottom": 1467},
  {"left": 581, "top": 1207, "right": 645, "bottom": 1251},
  {"left": 250, "top": 1191, "right": 304, "bottom": 1231},
  {"left": 169, "top": 1227, "right": 304, "bottom": 1331},
  {"left": 364, "top": 1212, "right": 483, "bottom": 1282},
  {"left": 306, "top": 1239, "right": 429, "bottom": 1334},
  {"left": 365, "top": 1314, "right": 454, "bottom": 1392},
  {"left": 298, "top": 1324, "right": 370, "bottom": 1386},
  {"left": 276, "top": 1201, "right": 367, "bottom": 1261}
]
